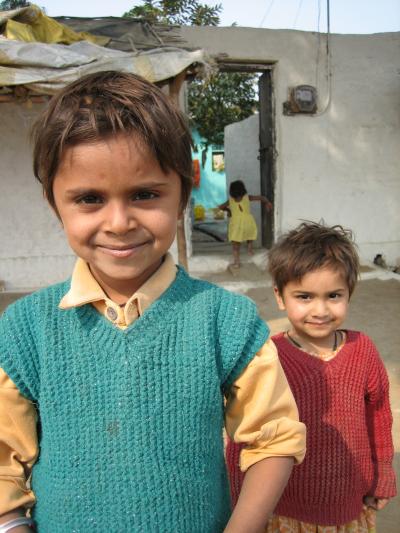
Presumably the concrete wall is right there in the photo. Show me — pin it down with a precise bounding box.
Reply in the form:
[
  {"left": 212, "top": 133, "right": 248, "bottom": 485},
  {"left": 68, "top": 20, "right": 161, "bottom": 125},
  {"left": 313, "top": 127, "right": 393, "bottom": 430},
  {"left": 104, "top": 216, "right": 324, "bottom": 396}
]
[
  {"left": 225, "top": 114, "right": 262, "bottom": 247},
  {"left": 181, "top": 26, "right": 400, "bottom": 265},
  {"left": 0, "top": 103, "right": 73, "bottom": 289}
]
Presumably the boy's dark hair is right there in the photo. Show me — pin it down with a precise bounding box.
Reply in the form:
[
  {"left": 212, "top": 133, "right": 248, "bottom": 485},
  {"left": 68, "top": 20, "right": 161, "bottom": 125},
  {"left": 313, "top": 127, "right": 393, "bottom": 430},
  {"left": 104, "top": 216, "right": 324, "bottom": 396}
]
[
  {"left": 229, "top": 180, "right": 247, "bottom": 199},
  {"left": 268, "top": 221, "right": 360, "bottom": 296},
  {"left": 32, "top": 70, "right": 193, "bottom": 209}
]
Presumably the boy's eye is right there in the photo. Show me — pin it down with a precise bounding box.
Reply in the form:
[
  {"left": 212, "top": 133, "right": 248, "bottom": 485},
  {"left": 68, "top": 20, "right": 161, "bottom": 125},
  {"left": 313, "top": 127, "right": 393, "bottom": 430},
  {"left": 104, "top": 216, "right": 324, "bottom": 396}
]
[
  {"left": 132, "top": 191, "right": 157, "bottom": 201},
  {"left": 77, "top": 194, "right": 103, "bottom": 204},
  {"left": 329, "top": 292, "right": 341, "bottom": 299},
  {"left": 296, "top": 294, "right": 311, "bottom": 300}
]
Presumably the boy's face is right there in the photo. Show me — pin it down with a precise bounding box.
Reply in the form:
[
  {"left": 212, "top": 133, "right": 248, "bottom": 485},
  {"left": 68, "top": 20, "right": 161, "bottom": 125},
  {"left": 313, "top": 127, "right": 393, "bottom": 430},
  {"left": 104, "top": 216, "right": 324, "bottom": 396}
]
[
  {"left": 274, "top": 267, "right": 350, "bottom": 344},
  {"left": 53, "top": 134, "right": 182, "bottom": 302}
]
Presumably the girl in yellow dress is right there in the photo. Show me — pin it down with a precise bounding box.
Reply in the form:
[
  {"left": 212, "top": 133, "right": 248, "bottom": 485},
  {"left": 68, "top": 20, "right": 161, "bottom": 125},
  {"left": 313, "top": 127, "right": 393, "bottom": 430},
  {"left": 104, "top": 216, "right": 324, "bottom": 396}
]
[{"left": 219, "top": 180, "right": 272, "bottom": 268}]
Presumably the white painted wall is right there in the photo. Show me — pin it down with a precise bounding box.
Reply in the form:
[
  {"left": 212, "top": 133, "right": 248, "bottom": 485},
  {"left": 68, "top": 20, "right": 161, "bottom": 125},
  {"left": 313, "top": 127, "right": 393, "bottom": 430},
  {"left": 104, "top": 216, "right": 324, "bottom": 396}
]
[
  {"left": 224, "top": 114, "right": 262, "bottom": 247},
  {"left": 181, "top": 26, "right": 400, "bottom": 265},
  {"left": 0, "top": 103, "right": 74, "bottom": 290}
]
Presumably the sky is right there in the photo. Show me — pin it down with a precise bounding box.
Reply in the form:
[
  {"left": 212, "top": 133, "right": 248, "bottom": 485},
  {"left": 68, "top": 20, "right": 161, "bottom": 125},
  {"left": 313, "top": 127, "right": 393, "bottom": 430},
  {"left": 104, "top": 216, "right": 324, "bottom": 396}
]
[{"left": 37, "top": 0, "right": 400, "bottom": 34}]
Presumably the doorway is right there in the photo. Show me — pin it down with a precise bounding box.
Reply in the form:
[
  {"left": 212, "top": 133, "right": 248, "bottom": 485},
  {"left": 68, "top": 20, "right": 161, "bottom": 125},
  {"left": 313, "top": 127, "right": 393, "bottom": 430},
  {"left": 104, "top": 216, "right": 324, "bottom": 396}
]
[{"left": 190, "top": 62, "right": 276, "bottom": 255}]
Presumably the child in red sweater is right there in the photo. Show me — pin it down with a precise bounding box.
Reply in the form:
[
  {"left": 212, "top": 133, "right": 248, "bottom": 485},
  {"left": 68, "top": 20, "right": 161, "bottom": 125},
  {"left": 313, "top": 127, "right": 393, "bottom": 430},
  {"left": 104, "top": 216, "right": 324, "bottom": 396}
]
[{"left": 226, "top": 221, "right": 396, "bottom": 532}]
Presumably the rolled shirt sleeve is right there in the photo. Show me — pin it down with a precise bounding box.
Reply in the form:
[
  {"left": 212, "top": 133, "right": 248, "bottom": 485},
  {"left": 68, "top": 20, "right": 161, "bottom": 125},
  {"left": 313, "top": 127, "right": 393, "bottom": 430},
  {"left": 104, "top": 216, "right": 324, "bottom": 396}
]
[
  {"left": 225, "top": 339, "right": 306, "bottom": 472},
  {"left": 0, "top": 368, "right": 38, "bottom": 515}
]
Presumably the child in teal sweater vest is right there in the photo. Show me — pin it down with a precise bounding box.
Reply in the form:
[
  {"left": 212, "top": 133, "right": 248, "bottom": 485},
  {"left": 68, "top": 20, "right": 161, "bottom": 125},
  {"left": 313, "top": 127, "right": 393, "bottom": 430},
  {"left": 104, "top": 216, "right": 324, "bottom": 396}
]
[{"left": 0, "top": 71, "right": 305, "bottom": 533}]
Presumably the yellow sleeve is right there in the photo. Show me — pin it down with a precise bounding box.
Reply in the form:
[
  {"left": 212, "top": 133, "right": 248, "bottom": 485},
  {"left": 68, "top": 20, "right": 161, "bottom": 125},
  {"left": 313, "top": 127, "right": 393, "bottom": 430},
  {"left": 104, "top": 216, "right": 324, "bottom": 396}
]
[
  {"left": 225, "top": 339, "right": 306, "bottom": 472},
  {"left": 0, "top": 369, "right": 38, "bottom": 515}
]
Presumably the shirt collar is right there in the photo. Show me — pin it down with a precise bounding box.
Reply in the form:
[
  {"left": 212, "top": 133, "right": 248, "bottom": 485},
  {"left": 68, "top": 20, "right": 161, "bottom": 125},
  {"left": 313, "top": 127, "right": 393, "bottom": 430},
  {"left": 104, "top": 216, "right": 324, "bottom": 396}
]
[{"left": 59, "top": 253, "right": 177, "bottom": 317}]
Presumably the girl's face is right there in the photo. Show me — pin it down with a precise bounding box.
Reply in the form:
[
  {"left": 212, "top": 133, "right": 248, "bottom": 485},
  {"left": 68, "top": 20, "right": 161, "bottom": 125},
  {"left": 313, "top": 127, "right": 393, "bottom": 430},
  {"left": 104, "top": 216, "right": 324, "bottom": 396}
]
[{"left": 274, "top": 267, "right": 350, "bottom": 346}]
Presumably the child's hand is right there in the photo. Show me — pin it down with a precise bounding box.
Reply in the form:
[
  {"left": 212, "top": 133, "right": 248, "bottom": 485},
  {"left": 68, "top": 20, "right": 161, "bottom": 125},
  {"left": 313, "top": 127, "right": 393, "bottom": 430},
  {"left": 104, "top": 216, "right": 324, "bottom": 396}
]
[
  {"left": 263, "top": 198, "right": 273, "bottom": 211},
  {"left": 363, "top": 496, "right": 390, "bottom": 510}
]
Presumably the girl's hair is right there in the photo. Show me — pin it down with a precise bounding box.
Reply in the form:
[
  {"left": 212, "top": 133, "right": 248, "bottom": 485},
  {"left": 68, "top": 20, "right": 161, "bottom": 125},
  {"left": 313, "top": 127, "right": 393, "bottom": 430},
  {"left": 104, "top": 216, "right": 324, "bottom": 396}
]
[
  {"left": 229, "top": 180, "right": 247, "bottom": 199},
  {"left": 32, "top": 70, "right": 193, "bottom": 209},
  {"left": 268, "top": 221, "right": 360, "bottom": 296}
]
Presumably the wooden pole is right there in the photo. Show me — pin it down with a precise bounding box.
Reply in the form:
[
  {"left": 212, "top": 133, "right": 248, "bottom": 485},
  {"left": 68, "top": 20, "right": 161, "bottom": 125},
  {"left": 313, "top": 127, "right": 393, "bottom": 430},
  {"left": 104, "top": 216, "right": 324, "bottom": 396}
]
[{"left": 168, "top": 71, "right": 189, "bottom": 272}]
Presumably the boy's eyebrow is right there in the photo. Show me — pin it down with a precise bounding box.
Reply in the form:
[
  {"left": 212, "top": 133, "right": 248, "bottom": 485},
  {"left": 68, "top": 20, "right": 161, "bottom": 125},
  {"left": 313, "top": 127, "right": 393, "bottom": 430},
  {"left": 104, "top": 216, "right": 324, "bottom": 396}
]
[
  {"left": 63, "top": 181, "right": 171, "bottom": 196},
  {"left": 63, "top": 187, "right": 99, "bottom": 198},
  {"left": 130, "top": 180, "right": 171, "bottom": 188},
  {"left": 292, "top": 288, "right": 347, "bottom": 294}
]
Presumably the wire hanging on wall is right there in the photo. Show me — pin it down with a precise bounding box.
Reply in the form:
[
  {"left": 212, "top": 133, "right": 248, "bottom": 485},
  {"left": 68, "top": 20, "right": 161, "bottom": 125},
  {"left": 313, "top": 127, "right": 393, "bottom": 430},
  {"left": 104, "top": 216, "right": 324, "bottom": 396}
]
[{"left": 282, "top": 0, "right": 332, "bottom": 116}]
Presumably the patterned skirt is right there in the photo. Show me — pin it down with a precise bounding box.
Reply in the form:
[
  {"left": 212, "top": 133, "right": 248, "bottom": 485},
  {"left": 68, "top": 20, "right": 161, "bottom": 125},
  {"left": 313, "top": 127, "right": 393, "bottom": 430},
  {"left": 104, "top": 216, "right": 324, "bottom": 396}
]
[{"left": 266, "top": 508, "right": 376, "bottom": 533}]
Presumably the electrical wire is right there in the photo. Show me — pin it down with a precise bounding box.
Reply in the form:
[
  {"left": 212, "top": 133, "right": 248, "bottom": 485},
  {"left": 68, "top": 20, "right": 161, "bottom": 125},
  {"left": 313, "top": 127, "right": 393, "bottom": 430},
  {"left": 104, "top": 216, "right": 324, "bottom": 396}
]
[
  {"left": 315, "top": 0, "right": 321, "bottom": 86},
  {"left": 259, "top": 0, "right": 275, "bottom": 28},
  {"left": 317, "top": 0, "right": 322, "bottom": 32},
  {"left": 314, "top": 0, "right": 332, "bottom": 116},
  {"left": 293, "top": 0, "right": 305, "bottom": 29}
]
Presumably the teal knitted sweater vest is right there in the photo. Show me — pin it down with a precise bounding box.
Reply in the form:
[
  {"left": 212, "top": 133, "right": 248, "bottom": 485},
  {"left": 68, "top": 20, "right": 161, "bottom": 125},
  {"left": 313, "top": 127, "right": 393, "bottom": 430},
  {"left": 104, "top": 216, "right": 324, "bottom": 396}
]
[{"left": 0, "top": 268, "right": 268, "bottom": 533}]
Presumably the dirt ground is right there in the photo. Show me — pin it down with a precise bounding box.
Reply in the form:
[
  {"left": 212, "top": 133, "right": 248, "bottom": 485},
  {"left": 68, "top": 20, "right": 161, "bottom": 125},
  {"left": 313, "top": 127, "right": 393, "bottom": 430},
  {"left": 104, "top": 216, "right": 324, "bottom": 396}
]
[{"left": 1, "top": 246, "right": 399, "bottom": 531}]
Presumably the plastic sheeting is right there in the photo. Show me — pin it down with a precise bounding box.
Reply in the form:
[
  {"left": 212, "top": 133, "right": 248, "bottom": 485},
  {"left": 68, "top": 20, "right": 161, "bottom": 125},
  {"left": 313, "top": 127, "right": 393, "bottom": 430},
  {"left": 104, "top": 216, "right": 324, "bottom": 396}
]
[
  {"left": 0, "top": 6, "right": 207, "bottom": 94},
  {"left": 0, "top": 39, "right": 206, "bottom": 93},
  {"left": 0, "top": 4, "right": 109, "bottom": 46},
  {"left": 54, "top": 16, "right": 186, "bottom": 52}
]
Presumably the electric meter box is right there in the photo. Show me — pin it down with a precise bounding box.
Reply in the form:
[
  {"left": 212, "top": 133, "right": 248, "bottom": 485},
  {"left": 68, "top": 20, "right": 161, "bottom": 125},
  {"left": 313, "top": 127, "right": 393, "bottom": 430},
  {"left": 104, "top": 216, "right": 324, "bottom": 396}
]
[{"left": 283, "top": 85, "right": 318, "bottom": 115}]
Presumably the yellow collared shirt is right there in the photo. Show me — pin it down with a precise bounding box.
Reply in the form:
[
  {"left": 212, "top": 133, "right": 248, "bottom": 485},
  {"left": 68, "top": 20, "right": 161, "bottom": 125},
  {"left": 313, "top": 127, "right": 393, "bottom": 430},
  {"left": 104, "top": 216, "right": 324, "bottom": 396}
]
[{"left": 0, "top": 254, "right": 306, "bottom": 515}]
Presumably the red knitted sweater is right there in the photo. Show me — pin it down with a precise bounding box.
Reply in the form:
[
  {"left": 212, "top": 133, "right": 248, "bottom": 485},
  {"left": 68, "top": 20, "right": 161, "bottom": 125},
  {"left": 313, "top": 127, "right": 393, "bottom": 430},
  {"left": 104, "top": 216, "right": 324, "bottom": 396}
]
[{"left": 226, "top": 330, "right": 396, "bottom": 526}]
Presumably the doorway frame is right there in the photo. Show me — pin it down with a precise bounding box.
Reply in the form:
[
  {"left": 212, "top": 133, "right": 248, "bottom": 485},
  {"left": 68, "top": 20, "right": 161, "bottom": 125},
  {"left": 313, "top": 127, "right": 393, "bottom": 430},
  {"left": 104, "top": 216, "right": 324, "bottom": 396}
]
[{"left": 215, "top": 59, "right": 277, "bottom": 248}]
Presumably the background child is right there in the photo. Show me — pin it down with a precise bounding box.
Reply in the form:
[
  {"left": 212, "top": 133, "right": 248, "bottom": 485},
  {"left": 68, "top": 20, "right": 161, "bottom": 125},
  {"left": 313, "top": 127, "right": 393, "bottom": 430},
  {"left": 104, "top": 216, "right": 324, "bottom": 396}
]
[
  {"left": 0, "top": 71, "right": 306, "bottom": 533},
  {"left": 219, "top": 179, "right": 272, "bottom": 268},
  {"left": 227, "top": 221, "right": 396, "bottom": 532}
]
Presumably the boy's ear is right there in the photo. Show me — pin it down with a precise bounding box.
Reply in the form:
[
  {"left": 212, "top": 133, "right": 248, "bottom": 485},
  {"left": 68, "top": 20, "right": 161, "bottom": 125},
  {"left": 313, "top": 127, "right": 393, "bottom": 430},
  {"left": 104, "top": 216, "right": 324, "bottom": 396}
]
[{"left": 273, "top": 287, "right": 286, "bottom": 311}]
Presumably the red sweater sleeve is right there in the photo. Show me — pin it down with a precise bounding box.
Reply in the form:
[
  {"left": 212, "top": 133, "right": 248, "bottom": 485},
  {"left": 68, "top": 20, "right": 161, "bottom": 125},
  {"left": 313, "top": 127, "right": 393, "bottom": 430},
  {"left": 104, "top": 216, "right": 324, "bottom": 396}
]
[
  {"left": 225, "top": 438, "right": 246, "bottom": 507},
  {"left": 364, "top": 338, "right": 397, "bottom": 498}
]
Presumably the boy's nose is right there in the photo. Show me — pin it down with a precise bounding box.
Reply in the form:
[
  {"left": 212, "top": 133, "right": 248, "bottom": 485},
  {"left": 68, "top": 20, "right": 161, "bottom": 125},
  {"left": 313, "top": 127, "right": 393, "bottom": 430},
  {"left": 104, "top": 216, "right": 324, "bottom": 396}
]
[
  {"left": 311, "top": 299, "right": 329, "bottom": 317},
  {"left": 105, "top": 203, "right": 136, "bottom": 235}
]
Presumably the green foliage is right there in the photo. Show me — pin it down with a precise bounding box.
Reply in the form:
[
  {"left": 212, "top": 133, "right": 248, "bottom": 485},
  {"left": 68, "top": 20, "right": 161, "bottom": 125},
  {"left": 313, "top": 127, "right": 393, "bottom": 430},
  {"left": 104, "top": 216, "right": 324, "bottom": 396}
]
[
  {"left": 189, "top": 72, "right": 257, "bottom": 147},
  {"left": 123, "top": 0, "right": 221, "bottom": 26},
  {"left": 124, "top": 1, "right": 257, "bottom": 146},
  {"left": 0, "top": 0, "right": 30, "bottom": 8}
]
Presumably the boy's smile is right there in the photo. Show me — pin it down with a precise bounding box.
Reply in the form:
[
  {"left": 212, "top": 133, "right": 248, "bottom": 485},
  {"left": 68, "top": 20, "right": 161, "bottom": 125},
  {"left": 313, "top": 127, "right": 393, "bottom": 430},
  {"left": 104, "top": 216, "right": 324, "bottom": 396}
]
[
  {"left": 53, "top": 134, "right": 182, "bottom": 303},
  {"left": 274, "top": 268, "right": 350, "bottom": 350}
]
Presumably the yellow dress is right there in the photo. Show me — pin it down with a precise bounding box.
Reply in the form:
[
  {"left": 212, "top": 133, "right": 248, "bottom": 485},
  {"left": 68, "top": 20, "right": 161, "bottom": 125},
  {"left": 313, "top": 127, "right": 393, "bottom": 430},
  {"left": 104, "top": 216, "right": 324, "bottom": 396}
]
[{"left": 228, "top": 194, "right": 257, "bottom": 242}]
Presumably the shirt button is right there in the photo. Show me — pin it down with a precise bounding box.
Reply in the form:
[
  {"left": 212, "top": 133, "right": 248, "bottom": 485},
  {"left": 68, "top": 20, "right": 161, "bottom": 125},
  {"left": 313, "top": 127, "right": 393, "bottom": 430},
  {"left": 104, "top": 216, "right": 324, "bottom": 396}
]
[{"left": 106, "top": 307, "right": 118, "bottom": 321}]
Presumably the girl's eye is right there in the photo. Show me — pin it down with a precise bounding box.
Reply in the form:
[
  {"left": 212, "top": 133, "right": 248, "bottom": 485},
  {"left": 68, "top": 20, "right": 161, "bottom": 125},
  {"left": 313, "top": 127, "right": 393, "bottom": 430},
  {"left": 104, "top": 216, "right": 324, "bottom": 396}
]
[
  {"left": 329, "top": 293, "right": 341, "bottom": 299},
  {"left": 297, "top": 294, "right": 311, "bottom": 300},
  {"left": 77, "top": 194, "right": 103, "bottom": 205},
  {"left": 132, "top": 191, "right": 157, "bottom": 201}
]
